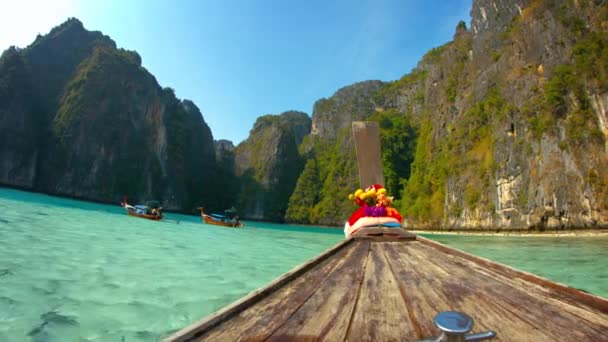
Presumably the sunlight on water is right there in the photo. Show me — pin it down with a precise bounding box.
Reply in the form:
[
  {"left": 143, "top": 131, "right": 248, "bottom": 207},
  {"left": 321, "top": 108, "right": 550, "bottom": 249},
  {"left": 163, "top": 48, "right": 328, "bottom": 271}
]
[{"left": 0, "top": 188, "right": 342, "bottom": 341}]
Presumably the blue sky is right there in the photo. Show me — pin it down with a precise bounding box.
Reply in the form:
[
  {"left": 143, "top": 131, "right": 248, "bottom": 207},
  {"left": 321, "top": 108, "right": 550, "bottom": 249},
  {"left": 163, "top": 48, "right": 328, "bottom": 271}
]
[{"left": 1, "top": 0, "right": 471, "bottom": 144}]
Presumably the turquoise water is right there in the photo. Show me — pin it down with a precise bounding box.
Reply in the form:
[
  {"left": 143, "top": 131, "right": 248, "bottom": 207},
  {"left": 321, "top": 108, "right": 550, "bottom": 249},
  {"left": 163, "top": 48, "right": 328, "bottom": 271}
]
[
  {"left": 419, "top": 234, "right": 608, "bottom": 298},
  {"left": 1, "top": 188, "right": 607, "bottom": 341},
  {"left": 0, "top": 188, "right": 343, "bottom": 341}
]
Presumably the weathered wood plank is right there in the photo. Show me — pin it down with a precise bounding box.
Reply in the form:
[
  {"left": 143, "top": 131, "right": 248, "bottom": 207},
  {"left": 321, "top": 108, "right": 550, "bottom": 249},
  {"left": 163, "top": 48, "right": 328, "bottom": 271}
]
[
  {"left": 417, "top": 236, "right": 608, "bottom": 314},
  {"left": 164, "top": 238, "right": 355, "bottom": 342},
  {"left": 352, "top": 227, "right": 417, "bottom": 241},
  {"left": 413, "top": 239, "right": 608, "bottom": 329},
  {"left": 166, "top": 233, "right": 608, "bottom": 342},
  {"left": 352, "top": 121, "right": 384, "bottom": 188},
  {"left": 266, "top": 241, "right": 371, "bottom": 341},
  {"left": 411, "top": 241, "right": 608, "bottom": 339},
  {"left": 381, "top": 242, "right": 456, "bottom": 339},
  {"left": 387, "top": 242, "right": 555, "bottom": 340},
  {"left": 346, "top": 242, "right": 418, "bottom": 341},
  {"left": 385, "top": 241, "right": 608, "bottom": 341}
]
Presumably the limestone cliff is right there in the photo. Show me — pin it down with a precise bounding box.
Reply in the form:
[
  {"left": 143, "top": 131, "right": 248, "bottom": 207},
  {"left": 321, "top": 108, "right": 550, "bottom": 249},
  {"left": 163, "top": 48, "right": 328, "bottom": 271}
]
[
  {"left": 310, "top": 81, "right": 385, "bottom": 141},
  {"left": 3, "top": 1, "right": 608, "bottom": 229},
  {"left": 0, "top": 18, "right": 223, "bottom": 212},
  {"left": 286, "top": 81, "right": 388, "bottom": 226},
  {"left": 234, "top": 111, "right": 311, "bottom": 221},
  {"left": 213, "top": 139, "right": 239, "bottom": 210},
  {"left": 375, "top": 0, "right": 608, "bottom": 230},
  {"left": 0, "top": 47, "right": 38, "bottom": 188},
  {"left": 288, "top": 0, "right": 608, "bottom": 229}
]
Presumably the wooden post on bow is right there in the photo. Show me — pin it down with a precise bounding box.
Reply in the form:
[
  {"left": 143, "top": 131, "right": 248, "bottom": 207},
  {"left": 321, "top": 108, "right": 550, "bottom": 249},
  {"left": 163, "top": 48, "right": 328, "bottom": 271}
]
[{"left": 352, "top": 121, "right": 384, "bottom": 189}]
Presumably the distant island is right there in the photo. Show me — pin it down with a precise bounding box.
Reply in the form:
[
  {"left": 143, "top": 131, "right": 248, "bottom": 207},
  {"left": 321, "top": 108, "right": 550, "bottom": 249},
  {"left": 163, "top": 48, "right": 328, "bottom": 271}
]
[{"left": 1, "top": 0, "right": 607, "bottom": 231}]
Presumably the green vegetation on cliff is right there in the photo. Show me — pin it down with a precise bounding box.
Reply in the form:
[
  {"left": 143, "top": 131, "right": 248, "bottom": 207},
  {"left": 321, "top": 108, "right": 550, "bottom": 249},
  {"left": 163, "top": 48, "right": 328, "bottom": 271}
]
[
  {"left": 311, "top": 130, "right": 359, "bottom": 226},
  {"left": 0, "top": 19, "right": 222, "bottom": 212},
  {"left": 285, "top": 159, "right": 320, "bottom": 223},
  {"left": 285, "top": 82, "right": 393, "bottom": 226},
  {"left": 3, "top": 0, "right": 608, "bottom": 229},
  {"left": 541, "top": 31, "right": 607, "bottom": 147},
  {"left": 400, "top": 117, "right": 444, "bottom": 222},
  {"left": 368, "top": 110, "right": 416, "bottom": 200},
  {"left": 235, "top": 111, "right": 310, "bottom": 221},
  {"left": 54, "top": 45, "right": 143, "bottom": 139},
  {"left": 400, "top": 88, "right": 512, "bottom": 223}
]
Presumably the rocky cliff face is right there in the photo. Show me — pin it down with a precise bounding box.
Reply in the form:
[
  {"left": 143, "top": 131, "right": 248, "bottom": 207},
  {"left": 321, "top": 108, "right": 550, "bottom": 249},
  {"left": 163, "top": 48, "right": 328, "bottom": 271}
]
[
  {"left": 234, "top": 111, "right": 311, "bottom": 221},
  {"left": 213, "top": 139, "right": 239, "bottom": 211},
  {"left": 2, "top": 1, "right": 607, "bottom": 229},
  {"left": 214, "top": 139, "right": 235, "bottom": 161},
  {"left": 310, "top": 81, "right": 385, "bottom": 141},
  {"left": 287, "top": 0, "right": 608, "bottom": 229},
  {"left": 0, "top": 18, "right": 223, "bottom": 212},
  {"left": 0, "top": 48, "right": 38, "bottom": 188},
  {"left": 380, "top": 0, "right": 608, "bottom": 230},
  {"left": 286, "top": 82, "right": 387, "bottom": 226}
]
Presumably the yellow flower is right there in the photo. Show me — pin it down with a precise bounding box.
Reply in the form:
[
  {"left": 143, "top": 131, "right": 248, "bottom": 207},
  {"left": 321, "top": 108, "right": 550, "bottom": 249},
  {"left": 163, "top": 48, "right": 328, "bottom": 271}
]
[
  {"left": 354, "top": 189, "right": 363, "bottom": 197},
  {"left": 378, "top": 188, "right": 387, "bottom": 195},
  {"left": 359, "top": 193, "right": 367, "bottom": 200},
  {"left": 348, "top": 194, "right": 354, "bottom": 200}
]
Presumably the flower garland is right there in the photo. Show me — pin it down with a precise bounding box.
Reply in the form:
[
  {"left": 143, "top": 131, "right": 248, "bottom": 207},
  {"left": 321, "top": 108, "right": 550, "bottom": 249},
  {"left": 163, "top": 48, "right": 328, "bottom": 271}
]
[
  {"left": 348, "top": 183, "right": 392, "bottom": 207},
  {"left": 346, "top": 183, "right": 402, "bottom": 225}
]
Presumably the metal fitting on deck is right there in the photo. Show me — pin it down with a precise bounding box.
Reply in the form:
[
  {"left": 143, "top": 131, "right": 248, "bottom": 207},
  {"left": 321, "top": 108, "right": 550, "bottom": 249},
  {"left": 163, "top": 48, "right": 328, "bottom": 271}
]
[{"left": 416, "top": 311, "right": 496, "bottom": 342}]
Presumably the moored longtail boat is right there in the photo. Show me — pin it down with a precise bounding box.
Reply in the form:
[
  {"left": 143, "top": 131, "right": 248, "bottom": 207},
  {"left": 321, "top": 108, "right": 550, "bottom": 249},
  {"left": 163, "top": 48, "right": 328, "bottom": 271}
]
[
  {"left": 198, "top": 207, "right": 244, "bottom": 228},
  {"left": 163, "top": 123, "right": 608, "bottom": 341},
  {"left": 121, "top": 199, "right": 163, "bottom": 221}
]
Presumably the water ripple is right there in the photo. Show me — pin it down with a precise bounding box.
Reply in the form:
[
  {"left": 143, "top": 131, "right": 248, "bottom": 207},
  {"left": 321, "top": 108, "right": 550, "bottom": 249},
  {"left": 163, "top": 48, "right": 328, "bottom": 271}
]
[{"left": 0, "top": 187, "right": 342, "bottom": 341}]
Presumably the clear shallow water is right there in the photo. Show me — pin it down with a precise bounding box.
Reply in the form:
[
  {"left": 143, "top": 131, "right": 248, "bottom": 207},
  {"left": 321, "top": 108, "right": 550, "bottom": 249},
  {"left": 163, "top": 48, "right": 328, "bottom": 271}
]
[
  {"left": 0, "top": 188, "right": 343, "bottom": 341},
  {"left": 419, "top": 234, "right": 608, "bottom": 298},
  {"left": 1, "top": 188, "right": 607, "bottom": 341}
]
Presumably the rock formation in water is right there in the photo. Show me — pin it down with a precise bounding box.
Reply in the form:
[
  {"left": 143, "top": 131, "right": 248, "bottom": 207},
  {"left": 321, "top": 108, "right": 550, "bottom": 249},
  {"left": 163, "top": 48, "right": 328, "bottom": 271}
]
[{"left": 0, "top": 18, "right": 232, "bottom": 212}]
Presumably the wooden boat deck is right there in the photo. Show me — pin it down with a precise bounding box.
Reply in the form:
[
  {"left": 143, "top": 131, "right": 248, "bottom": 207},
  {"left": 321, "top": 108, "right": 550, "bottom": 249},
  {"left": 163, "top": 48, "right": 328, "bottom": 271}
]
[{"left": 165, "top": 229, "right": 608, "bottom": 341}]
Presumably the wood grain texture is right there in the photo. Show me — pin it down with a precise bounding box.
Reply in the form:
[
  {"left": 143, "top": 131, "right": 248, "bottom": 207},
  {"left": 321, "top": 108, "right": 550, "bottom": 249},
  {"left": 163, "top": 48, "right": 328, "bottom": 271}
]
[
  {"left": 199, "top": 241, "right": 362, "bottom": 341},
  {"left": 164, "top": 238, "right": 354, "bottom": 342},
  {"left": 382, "top": 242, "right": 454, "bottom": 339},
  {"left": 353, "top": 227, "right": 416, "bottom": 241},
  {"left": 164, "top": 235, "right": 608, "bottom": 342},
  {"left": 346, "top": 242, "right": 417, "bottom": 341},
  {"left": 384, "top": 241, "right": 608, "bottom": 341},
  {"left": 417, "top": 235, "right": 608, "bottom": 314},
  {"left": 267, "top": 241, "right": 371, "bottom": 341},
  {"left": 352, "top": 121, "right": 384, "bottom": 188}
]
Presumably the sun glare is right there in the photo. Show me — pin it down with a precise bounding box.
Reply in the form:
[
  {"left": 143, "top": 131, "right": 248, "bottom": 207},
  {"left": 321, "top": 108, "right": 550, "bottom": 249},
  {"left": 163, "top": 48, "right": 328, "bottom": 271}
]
[{"left": 0, "top": 0, "right": 78, "bottom": 50}]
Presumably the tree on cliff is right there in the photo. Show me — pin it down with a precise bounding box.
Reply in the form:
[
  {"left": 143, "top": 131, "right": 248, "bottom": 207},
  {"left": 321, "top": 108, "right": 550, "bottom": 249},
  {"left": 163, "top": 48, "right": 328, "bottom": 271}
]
[{"left": 285, "top": 159, "right": 320, "bottom": 224}]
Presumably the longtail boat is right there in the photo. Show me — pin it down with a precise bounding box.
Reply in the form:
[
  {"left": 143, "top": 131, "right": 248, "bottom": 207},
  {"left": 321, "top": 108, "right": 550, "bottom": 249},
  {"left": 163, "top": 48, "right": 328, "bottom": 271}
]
[
  {"left": 163, "top": 227, "right": 608, "bottom": 341},
  {"left": 121, "top": 200, "right": 162, "bottom": 221},
  {"left": 198, "top": 207, "right": 244, "bottom": 228},
  {"left": 164, "top": 123, "right": 608, "bottom": 341}
]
